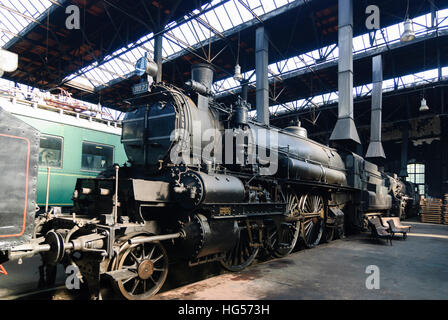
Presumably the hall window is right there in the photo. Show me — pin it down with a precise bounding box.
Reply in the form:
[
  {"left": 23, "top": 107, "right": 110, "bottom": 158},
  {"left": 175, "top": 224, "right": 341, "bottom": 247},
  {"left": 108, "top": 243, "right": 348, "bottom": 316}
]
[
  {"left": 406, "top": 163, "right": 425, "bottom": 195},
  {"left": 81, "top": 142, "right": 113, "bottom": 171},
  {"left": 39, "top": 134, "right": 63, "bottom": 168}
]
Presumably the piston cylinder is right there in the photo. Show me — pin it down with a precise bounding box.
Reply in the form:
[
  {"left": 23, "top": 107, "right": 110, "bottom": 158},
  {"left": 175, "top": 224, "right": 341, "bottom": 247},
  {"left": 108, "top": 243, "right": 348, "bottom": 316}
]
[{"left": 177, "top": 214, "right": 239, "bottom": 259}]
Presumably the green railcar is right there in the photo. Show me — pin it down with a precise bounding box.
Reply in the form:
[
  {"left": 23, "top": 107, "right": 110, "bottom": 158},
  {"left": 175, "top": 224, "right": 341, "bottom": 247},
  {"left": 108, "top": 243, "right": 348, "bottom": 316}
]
[{"left": 1, "top": 94, "right": 128, "bottom": 210}]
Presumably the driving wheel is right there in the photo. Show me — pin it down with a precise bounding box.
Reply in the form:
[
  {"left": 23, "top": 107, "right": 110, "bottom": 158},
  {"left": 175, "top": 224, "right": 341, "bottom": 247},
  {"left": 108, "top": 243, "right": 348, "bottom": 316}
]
[
  {"left": 271, "top": 191, "right": 300, "bottom": 257},
  {"left": 221, "top": 223, "right": 259, "bottom": 272},
  {"left": 299, "top": 194, "right": 325, "bottom": 248}
]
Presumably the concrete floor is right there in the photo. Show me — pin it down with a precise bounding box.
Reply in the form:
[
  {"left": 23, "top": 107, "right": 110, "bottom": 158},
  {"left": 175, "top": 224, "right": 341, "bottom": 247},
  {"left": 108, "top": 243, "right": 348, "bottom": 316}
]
[
  {"left": 154, "top": 221, "right": 448, "bottom": 300},
  {"left": 1, "top": 220, "right": 447, "bottom": 300}
]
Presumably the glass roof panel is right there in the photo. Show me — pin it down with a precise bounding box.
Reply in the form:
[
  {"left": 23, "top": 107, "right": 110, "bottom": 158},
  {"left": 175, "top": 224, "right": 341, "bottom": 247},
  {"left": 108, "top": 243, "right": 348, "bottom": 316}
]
[
  {"left": 0, "top": 0, "right": 53, "bottom": 48},
  {"left": 262, "top": 66, "right": 445, "bottom": 118},
  {"left": 3, "top": 1, "right": 447, "bottom": 118},
  {"left": 66, "top": 0, "right": 295, "bottom": 86},
  {"left": 215, "top": 8, "right": 448, "bottom": 98}
]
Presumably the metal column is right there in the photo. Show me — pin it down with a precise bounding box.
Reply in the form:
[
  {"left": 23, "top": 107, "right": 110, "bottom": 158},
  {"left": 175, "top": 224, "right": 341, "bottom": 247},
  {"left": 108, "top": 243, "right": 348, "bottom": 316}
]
[
  {"left": 398, "top": 124, "right": 409, "bottom": 177},
  {"left": 255, "top": 26, "right": 269, "bottom": 126},
  {"left": 330, "top": 0, "right": 360, "bottom": 144},
  {"left": 366, "top": 55, "right": 386, "bottom": 160},
  {"left": 441, "top": 115, "right": 448, "bottom": 195},
  {"left": 154, "top": 34, "right": 163, "bottom": 83},
  {"left": 241, "top": 79, "right": 249, "bottom": 102}
]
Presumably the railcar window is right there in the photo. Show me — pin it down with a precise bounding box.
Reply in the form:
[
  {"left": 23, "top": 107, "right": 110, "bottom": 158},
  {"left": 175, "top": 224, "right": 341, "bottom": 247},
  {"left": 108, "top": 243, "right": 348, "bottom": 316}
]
[
  {"left": 39, "top": 135, "right": 63, "bottom": 168},
  {"left": 406, "top": 163, "right": 425, "bottom": 196},
  {"left": 81, "top": 142, "right": 113, "bottom": 171}
]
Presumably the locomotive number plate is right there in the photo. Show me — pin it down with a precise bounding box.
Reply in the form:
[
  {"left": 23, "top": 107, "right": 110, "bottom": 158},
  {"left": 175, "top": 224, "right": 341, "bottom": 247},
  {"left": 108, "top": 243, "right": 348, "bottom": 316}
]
[
  {"left": 219, "top": 207, "right": 231, "bottom": 215},
  {"left": 132, "top": 81, "right": 149, "bottom": 95}
]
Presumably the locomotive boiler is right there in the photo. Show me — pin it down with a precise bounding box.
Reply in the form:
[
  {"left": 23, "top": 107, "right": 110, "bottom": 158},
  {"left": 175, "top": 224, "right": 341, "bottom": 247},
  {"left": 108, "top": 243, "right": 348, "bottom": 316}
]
[{"left": 0, "top": 60, "right": 413, "bottom": 300}]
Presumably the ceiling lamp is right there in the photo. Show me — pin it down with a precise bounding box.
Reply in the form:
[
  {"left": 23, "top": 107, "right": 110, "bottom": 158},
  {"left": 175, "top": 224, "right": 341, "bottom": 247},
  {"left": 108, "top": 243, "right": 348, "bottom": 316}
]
[
  {"left": 0, "top": 49, "right": 18, "bottom": 78},
  {"left": 419, "top": 97, "right": 429, "bottom": 112},
  {"left": 401, "top": 18, "right": 416, "bottom": 42},
  {"left": 233, "top": 63, "right": 242, "bottom": 81}
]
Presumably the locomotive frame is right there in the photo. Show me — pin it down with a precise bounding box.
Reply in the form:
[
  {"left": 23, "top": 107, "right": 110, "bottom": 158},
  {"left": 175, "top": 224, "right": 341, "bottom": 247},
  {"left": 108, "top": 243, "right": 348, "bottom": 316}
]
[{"left": 0, "top": 62, "right": 416, "bottom": 300}]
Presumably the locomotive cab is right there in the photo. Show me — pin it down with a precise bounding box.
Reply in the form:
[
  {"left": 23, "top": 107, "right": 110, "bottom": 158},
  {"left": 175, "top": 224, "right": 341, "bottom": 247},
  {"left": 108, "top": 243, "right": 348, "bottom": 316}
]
[{"left": 0, "top": 107, "right": 40, "bottom": 261}]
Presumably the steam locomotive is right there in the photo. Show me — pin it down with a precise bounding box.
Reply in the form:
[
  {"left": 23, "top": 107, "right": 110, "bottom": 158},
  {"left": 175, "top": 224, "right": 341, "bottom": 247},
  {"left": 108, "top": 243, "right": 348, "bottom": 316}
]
[{"left": 0, "top": 61, "right": 414, "bottom": 300}]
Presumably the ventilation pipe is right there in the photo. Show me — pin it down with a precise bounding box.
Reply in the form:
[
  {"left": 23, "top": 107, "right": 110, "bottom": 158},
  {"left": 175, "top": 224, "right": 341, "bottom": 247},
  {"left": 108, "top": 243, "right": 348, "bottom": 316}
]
[
  {"left": 330, "top": 0, "right": 360, "bottom": 145},
  {"left": 255, "top": 26, "right": 269, "bottom": 126},
  {"left": 154, "top": 34, "right": 163, "bottom": 83},
  {"left": 366, "top": 55, "right": 386, "bottom": 160}
]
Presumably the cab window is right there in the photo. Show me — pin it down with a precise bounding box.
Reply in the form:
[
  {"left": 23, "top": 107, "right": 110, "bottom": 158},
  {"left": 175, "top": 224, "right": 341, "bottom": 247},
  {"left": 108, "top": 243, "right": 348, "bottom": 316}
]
[
  {"left": 81, "top": 142, "right": 113, "bottom": 171},
  {"left": 39, "top": 134, "right": 63, "bottom": 168}
]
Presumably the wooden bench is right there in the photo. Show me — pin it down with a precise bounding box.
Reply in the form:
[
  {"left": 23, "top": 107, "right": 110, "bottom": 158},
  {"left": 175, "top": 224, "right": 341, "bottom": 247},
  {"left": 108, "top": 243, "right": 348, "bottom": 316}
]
[
  {"left": 367, "top": 215, "right": 393, "bottom": 245},
  {"left": 382, "top": 217, "right": 411, "bottom": 239}
]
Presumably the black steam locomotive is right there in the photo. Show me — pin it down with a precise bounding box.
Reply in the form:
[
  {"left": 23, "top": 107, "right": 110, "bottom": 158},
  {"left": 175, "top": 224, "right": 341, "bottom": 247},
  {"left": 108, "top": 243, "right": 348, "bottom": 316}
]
[{"left": 0, "top": 61, "right": 414, "bottom": 300}]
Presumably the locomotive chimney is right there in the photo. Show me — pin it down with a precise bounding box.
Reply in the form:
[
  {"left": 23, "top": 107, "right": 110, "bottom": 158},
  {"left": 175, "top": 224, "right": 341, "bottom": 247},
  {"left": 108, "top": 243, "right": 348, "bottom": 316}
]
[
  {"left": 366, "top": 55, "right": 386, "bottom": 161},
  {"left": 188, "top": 63, "right": 214, "bottom": 110},
  {"left": 330, "top": 0, "right": 360, "bottom": 147}
]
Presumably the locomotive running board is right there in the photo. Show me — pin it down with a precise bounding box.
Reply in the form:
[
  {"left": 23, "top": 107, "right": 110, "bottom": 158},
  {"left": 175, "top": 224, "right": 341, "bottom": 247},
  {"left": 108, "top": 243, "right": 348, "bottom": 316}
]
[{"left": 104, "top": 269, "right": 137, "bottom": 282}]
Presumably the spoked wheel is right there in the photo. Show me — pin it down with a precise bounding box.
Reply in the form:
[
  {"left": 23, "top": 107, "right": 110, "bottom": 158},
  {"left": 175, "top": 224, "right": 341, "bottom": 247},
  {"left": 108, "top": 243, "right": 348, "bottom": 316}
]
[
  {"left": 271, "top": 191, "right": 301, "bottom": 257},
  {"left": 114, "top": 241, "right": 168, "bottom": 300},
  {"left": 299, "top": 194, "right": 326, "bottom": 248},
  {"left": 220, "top": 224, "right": 259, "bottom": 272}
]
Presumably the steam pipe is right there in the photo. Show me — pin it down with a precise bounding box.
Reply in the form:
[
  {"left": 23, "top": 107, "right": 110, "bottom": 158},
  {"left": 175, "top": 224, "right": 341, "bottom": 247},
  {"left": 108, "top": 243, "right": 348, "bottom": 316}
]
[{"left": 128, "top": 232, "right": 184, "bottom": 245}]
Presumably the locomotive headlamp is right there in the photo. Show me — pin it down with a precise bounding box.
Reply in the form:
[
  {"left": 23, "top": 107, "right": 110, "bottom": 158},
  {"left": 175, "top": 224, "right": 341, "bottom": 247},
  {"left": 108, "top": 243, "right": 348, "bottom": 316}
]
[
  {"left": 100, "top": 188, "right": 110, "bottom": 196},
  {"left": 0, "top": 49, "right": 18, "bottom": 77},
  {"left": 133, "top": 53, "right": 158, "bottom": 94},
  {"left": 135, "top": 52, "right": 158, "bottom": 78},
  {"left": 81, "top": 188, "right": 92, "bottom": 195}
]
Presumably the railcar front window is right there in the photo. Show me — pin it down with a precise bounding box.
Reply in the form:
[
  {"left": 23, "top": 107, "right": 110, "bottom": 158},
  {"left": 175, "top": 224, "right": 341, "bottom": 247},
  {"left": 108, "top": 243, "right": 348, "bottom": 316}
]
[
  {"left": 81, "top": 142, "right": 113, "bottom": 171},
  {"left": 39, "top": 135, "right": 63, "bottom": 168}
]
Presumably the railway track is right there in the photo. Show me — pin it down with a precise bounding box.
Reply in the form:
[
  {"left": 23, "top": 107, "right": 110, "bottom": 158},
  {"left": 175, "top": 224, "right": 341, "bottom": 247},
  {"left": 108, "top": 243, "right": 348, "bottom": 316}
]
[{"left": 4, "top": 260, "right": 228, "bottom": 300}]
